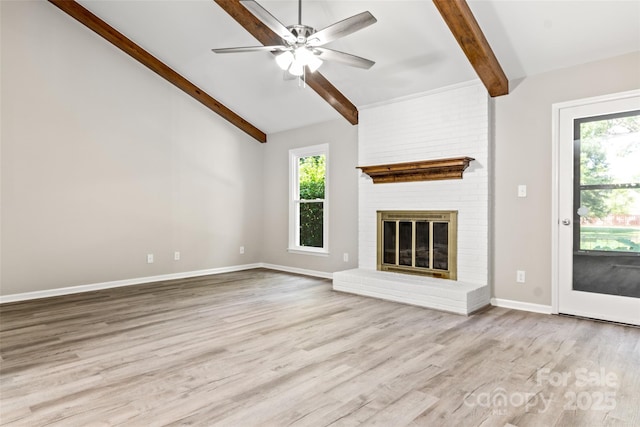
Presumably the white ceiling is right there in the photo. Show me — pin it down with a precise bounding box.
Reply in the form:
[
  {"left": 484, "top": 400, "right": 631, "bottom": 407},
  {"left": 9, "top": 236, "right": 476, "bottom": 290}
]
[{"left": 76, "top": 0, "right": 640, "bottom": 135}]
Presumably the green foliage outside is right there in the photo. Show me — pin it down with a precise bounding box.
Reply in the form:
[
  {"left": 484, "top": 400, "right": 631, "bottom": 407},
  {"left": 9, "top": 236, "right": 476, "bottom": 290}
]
[
  {"left": 579, "top": 116, "right": 639, "bottom": 219},
  {"left": 298, "top": 155, "right": 325, "bottom": 247}
]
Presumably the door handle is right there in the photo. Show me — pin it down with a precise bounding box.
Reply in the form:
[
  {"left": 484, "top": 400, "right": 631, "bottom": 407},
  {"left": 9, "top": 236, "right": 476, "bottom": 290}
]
[{"left": 561, "top": 218, "right": 571, "bottom": 226}]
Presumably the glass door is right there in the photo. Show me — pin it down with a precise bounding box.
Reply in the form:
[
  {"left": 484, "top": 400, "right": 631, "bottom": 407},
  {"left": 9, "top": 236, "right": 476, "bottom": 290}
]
[
  {"left": 557, "top": 93, "right": 640, "bottom": 325},
  {"left": 573, "top": 111, "right": 640, "bottom": 298}
]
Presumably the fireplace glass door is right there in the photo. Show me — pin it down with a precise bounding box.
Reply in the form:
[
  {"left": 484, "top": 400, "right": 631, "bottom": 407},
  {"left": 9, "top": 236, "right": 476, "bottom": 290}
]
[{"left": 378, "top": 211, "right": 457, "bottom": 280}]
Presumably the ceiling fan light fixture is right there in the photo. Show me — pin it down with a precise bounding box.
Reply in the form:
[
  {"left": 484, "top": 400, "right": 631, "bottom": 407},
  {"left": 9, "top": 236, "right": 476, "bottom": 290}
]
[
  {"left": 275, "top": 51, "right": 294, "bottom": 70},
  {"left": 295, "top": 47, "right": 314, "bottom": 65},
  {"left": 289, "top": 61, "right": 304, "bottom": 76},
  {"left": 288, "top": 47, "right": 322, "bottom": 74},
  {"left": 307, "top": 55, "right": 323, "bottom": 73}
]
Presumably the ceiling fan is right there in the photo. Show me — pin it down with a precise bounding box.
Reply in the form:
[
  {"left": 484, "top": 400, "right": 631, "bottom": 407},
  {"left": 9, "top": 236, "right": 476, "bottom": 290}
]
[{"left": 212, "top": 0, "right": 377, "bottom": 78}]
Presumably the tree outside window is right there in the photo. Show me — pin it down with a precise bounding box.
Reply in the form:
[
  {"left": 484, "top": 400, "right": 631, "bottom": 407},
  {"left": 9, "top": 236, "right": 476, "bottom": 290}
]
[
  {"left": 298, "top": 155, "right": 325, "bottom": 247},
  {"left": 289, "top": 144, "right": 328, "bottom": 254}
]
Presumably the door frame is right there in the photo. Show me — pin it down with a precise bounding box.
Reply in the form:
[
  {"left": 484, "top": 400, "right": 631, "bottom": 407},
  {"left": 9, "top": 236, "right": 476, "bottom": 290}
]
[{"left": 551, "top": 89, "right": 640, "bottom": 316}]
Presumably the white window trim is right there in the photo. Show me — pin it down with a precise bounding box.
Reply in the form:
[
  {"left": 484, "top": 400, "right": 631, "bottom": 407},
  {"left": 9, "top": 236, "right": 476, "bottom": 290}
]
[{"left": 288, "top": 143, "right": 329, "bottom": 255}]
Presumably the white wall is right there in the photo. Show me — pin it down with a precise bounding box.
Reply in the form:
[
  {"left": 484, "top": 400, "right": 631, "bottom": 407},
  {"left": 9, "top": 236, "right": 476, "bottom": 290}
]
[
  {"left": 1, "top": 1, "right": 264, "bottom": 295},
  {"left": 261, "top": 119, "right": 359, "bottom": 274},
  {"left": 358, "top": 82, "right": 490, "bottom": 285},
  {"left": 493, "top": 52, "right": 640, "bottom": 306}
]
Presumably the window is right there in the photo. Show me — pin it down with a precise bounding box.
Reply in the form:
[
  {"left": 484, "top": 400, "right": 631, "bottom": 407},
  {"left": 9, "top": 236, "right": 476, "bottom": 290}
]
[
  {"left": 289, "top": 144, "right": 328, "bottom": 255},
  {"left": 574, "top": 110, "right": 640, "bottom": 253}
]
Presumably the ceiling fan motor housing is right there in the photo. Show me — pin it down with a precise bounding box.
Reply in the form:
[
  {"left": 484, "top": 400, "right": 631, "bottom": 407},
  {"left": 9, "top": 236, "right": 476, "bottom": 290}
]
[{"left": 287, "top": 25, "right": 316, "bottom": 45}]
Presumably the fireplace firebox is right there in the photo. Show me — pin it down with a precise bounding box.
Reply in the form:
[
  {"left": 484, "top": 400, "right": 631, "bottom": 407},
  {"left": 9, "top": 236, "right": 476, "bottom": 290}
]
[{"left": 377, "top": 211, "right": 457, "bottom": 280}]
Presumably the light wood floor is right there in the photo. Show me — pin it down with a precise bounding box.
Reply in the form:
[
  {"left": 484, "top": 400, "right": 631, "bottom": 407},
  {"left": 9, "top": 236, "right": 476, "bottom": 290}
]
[{"left": 1, "top": 269, "right": 639, "bottom": 426}]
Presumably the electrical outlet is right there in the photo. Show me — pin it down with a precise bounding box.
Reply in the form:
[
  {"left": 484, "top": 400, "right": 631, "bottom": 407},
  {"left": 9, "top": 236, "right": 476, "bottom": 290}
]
[
  {"left": 147, "top": 254, "right": 154, "bottom": 264},
  {"left": 516, "top": 270, "right": 526, "bottom": 283},
  {"left": 343, "top": 253, "right": 349, "bottom": 262},
  {"left": 239, "top": 246, "right": 245, "bottom": 254},
  {"left": 174, "top": 251, "right": 180, "bottom": 261}
]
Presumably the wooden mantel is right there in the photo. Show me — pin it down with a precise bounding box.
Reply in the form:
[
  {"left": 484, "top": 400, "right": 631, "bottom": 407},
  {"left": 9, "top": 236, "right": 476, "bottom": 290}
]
[{"left": 358, "top": 157, "right": 475, "bottom": 183}]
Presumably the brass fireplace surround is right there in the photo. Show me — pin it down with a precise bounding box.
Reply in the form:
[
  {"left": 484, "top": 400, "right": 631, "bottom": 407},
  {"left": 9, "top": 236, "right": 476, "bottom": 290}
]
[{"left": 377, "top": 210, "right": 458, "bottom": 280}]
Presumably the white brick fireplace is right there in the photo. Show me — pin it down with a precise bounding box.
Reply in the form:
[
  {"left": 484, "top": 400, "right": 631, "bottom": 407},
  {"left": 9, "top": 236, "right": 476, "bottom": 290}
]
[{"left": 333, "top": 82, "right": 491, "bottom": 314}]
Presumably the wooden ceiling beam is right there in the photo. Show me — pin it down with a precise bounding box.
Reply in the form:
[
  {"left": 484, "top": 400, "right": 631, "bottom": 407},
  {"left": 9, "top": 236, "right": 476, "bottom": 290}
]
[
  {"left": 214, "top": 0, "right": 359, "bottom": 125},
  {"left": 433, "top": 0, "right": 509, "bottom": 97},
  {"left": 48, "top": 0, "right": 267, "bottom": 143}
]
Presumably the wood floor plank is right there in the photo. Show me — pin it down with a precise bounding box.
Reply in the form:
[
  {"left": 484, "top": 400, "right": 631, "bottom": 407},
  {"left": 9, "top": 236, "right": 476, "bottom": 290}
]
[
  {"left": 1, "top": 268, "right": 639, "bottom": 426},
  {"left": 363, "top": 390, "right": 439, "bottom": 426}
]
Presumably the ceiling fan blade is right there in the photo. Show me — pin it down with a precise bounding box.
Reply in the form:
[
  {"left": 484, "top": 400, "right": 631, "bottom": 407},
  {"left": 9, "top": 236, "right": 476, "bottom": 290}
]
[
  {"left": 307, "top": 11, "right": 377, "bottom": 47},
  {"left": 212, "top": 45, "right": 288, "bottom": 54},
  {"left": 315, "top": 48, "right": 375, "bottom": 69},
  {"left": 240, "top": 0, "right": 296, "bottom": 44}
]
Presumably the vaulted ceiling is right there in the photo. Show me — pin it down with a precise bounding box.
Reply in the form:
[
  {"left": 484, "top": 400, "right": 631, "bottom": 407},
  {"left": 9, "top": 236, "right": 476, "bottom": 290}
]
[{"left": 50, "top": 0, "right": 640, "bottom": 140}]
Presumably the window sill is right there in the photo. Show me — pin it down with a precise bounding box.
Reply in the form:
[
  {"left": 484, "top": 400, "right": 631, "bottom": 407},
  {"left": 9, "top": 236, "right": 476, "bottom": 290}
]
[{"left": 287, "top": 248, "right": 330, "bottom": 257}]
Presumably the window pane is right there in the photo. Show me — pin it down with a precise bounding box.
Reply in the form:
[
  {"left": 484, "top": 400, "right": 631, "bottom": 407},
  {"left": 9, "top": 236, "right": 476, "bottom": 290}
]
[
  {"left": 433, "top": 222, "right": 448, "bottom": 270},
  {"left": 299, "top": 202, "right": 323, "bottom": 247},
  {"left": 415, "top": 221, "right": 430, "bottom": 268},
  {"left": 577, "top": 111, "right": 640, "bottom": 253},
  {"left": 580, "top": 115, "right": 640, "bottom": 186},
  {"left": 398, "top": 222, "right": 412, "bottom": 266},
  {"left": 579, "top": 189, "right": 640, "bottom": 253},
  {"left": 298, "top": 155, "right": 325, "bottom": 200},
  {"left": 383, "top": 221, "right": 396, "bottom": 264},
  {"left": 290, "top": 145, "right": 328, "bottom": 252}
]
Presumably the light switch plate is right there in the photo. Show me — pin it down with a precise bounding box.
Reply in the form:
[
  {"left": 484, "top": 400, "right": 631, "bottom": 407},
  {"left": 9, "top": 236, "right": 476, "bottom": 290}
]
[{"left": 518, "top": 185, "right": 527, "bottom": 198}]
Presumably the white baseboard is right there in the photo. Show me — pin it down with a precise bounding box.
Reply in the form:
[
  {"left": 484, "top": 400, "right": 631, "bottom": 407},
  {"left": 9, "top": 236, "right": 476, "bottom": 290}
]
[
  {"left": 0, "top": 263, "right": 262, "bottom": 304},
  {"left": 260, "top": 263, "right": 333, "bottom": 280},
  {"left": 0, "top": 266, "right": 556, "bottom": 315},
  {"left": 0, "top": 263, "right": 333, "bottom": 304},
  {"left": 490, "top": 298, "right": 553, "bottom": 314}
]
